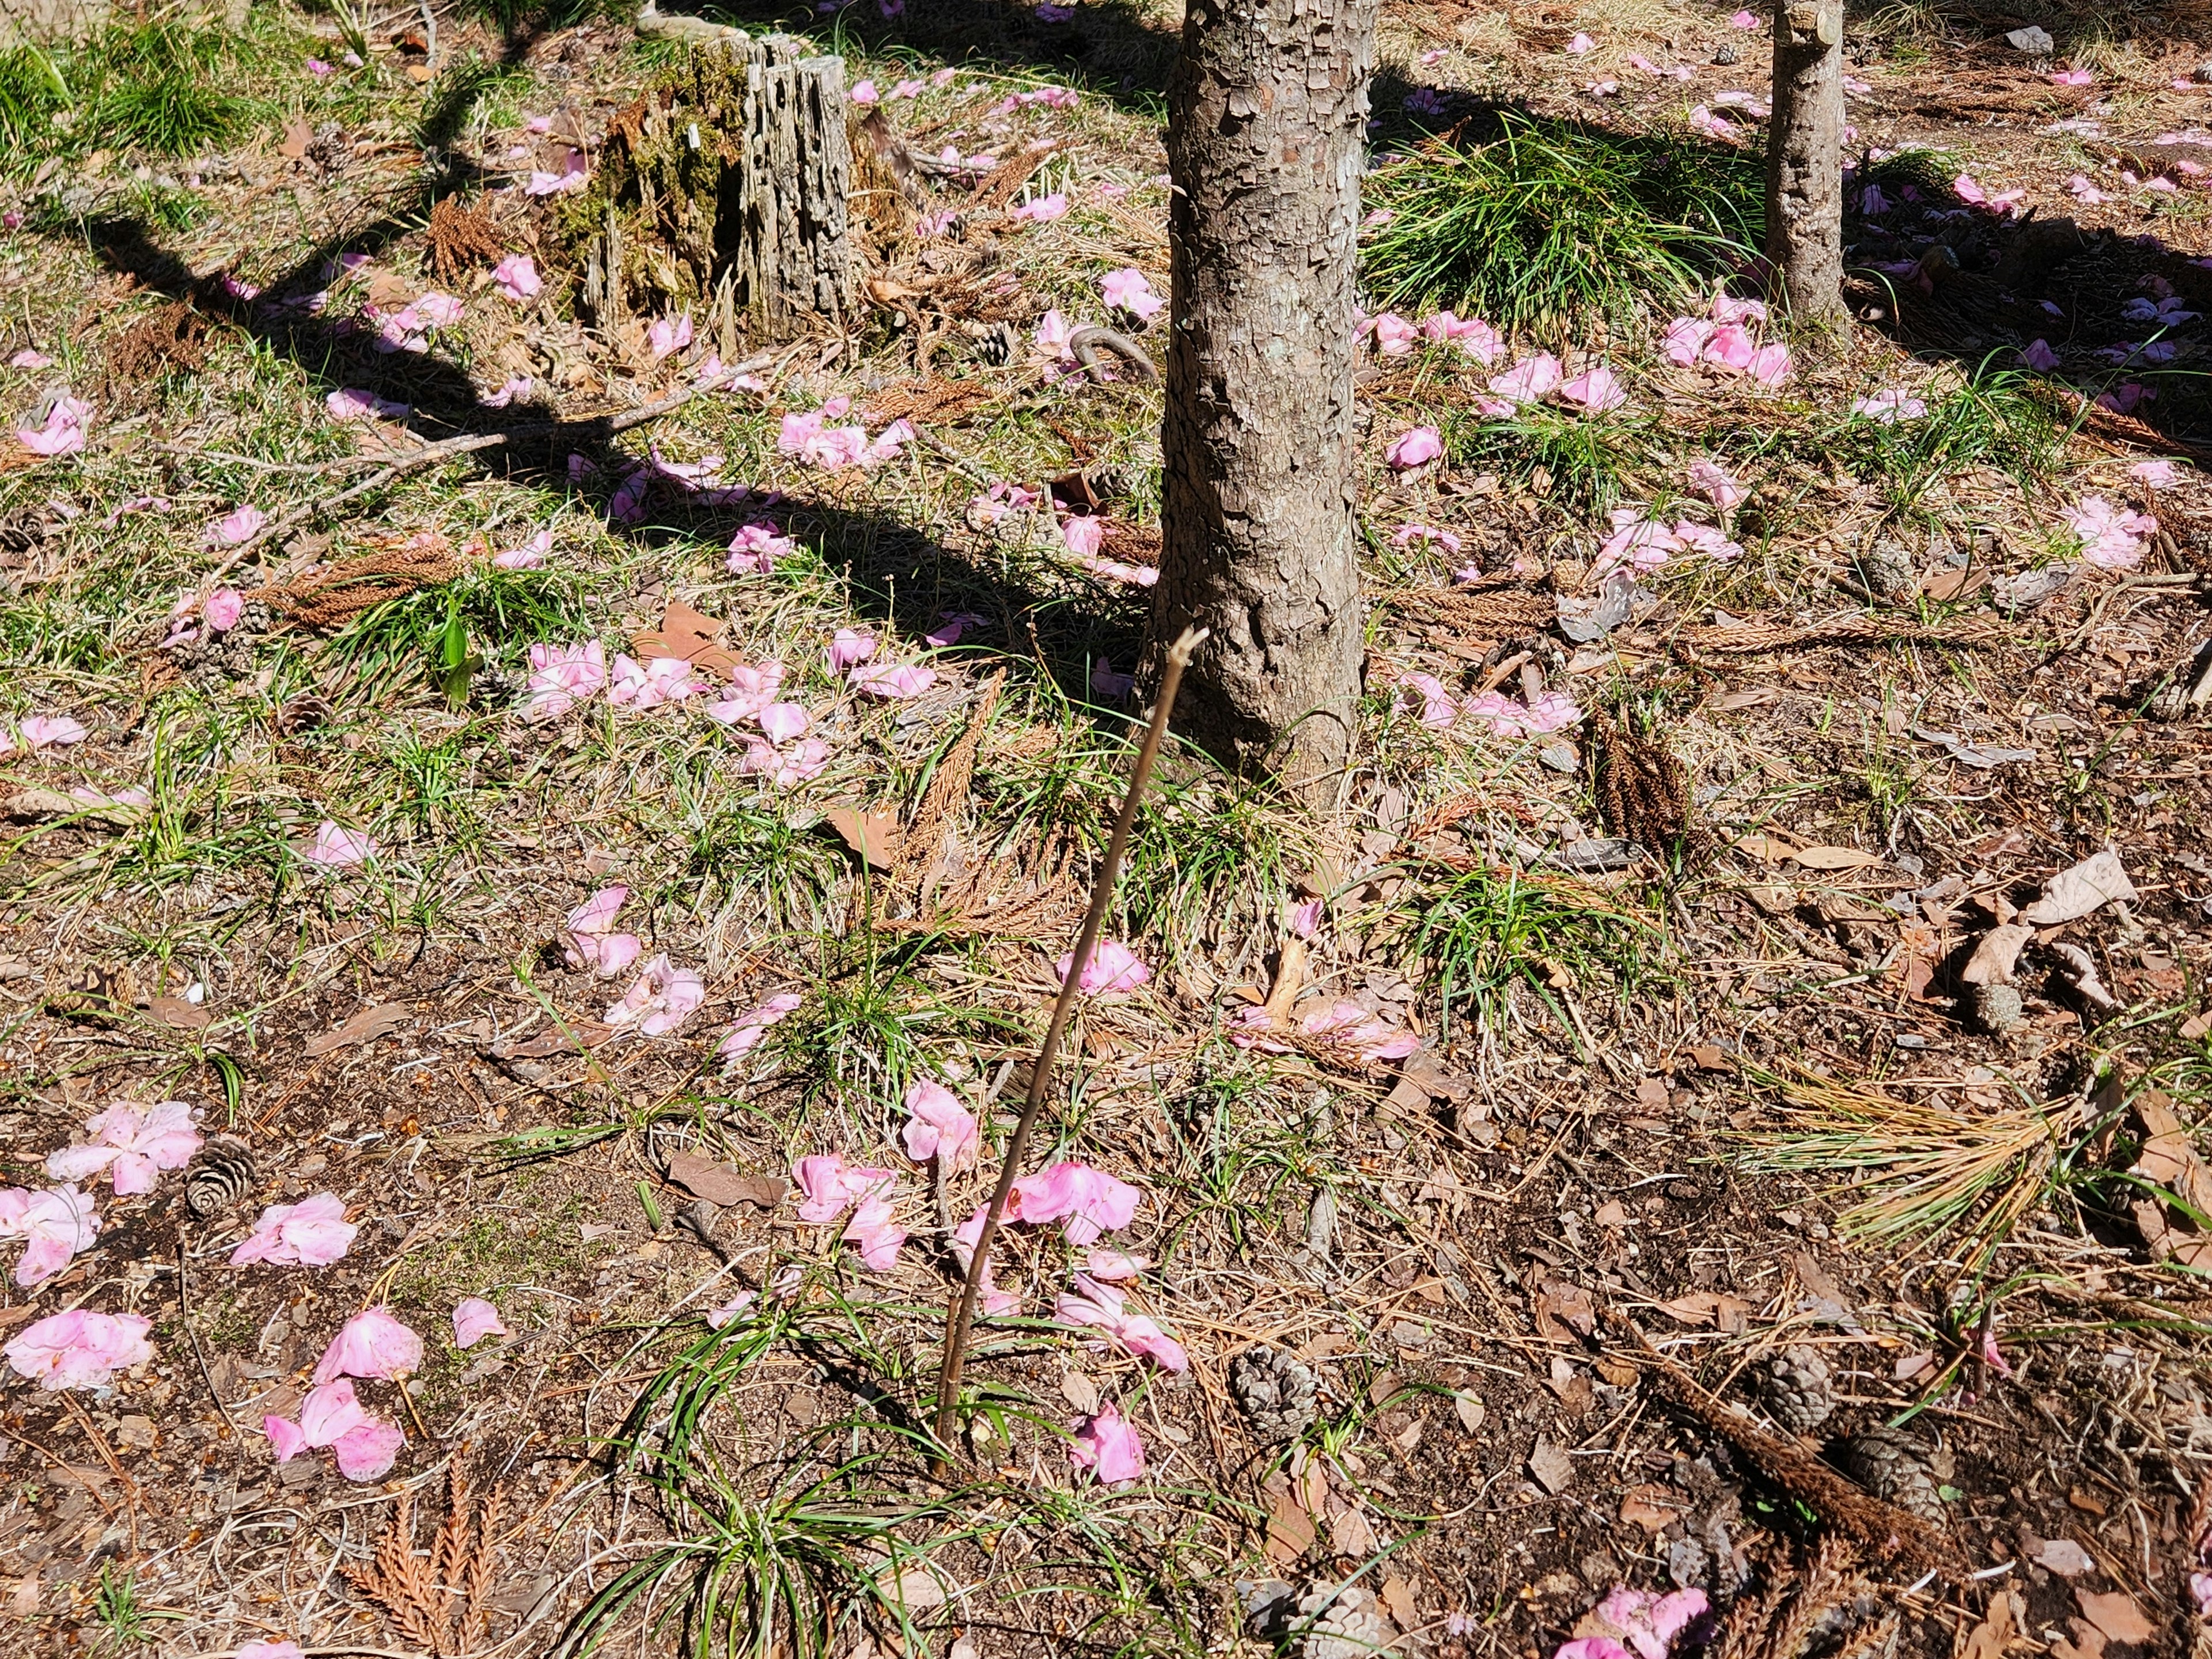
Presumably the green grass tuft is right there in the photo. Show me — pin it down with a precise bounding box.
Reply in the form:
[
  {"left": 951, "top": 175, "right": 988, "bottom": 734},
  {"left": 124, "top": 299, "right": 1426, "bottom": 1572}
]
[
  {"left": 1362, "top": 112, "right": 1762, "bottom": 329},
  {"left": 89, "top": 22, "right": 249, "bottom": 157}
]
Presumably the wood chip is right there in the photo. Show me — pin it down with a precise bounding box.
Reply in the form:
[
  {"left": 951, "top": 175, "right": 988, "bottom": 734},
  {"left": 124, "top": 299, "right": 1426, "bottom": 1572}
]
[
  {"left": 302, "top": 1002, "right": 412, "bottom": 1057},
  {"left": 1452, "top": 1391, "right": 1486, "bottom": 1434},
  {"left": 2073, "top": 1589, "right": 2153, "bottom": 1646}
]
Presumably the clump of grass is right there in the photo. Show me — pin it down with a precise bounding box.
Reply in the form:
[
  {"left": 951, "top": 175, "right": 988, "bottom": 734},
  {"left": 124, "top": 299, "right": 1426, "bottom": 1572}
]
[
  {"left": 1445, "top": 400, "right": 1645, "bottom": 516},
  {"left": 86, "top": 21, "right": 250, "bottom": 157},
  {"left": 1120, "top": 771, "right": 1313, "bottom": 960},
  {"left": 1362, "top": 112, "right": 1761, "bottom": 329},
  {"left": 329, "top": 565, "right": 596, "bottom": 686},
  {"left": 1374, "top": 858, "right": 1652, "bottom": 1046},
  {"left": 1833, "top": 363, "right": 2065, "bottom": 515},
  {"left": 0, "top": 45, "right": 68, "bottom": 161}
]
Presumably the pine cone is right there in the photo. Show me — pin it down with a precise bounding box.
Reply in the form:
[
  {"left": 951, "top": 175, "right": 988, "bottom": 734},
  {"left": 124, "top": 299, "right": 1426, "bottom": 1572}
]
[
  {"left": 1230, "top": 1345, "right": 1317, "bottom": 1444},
  {"left": 1758, "top": 1343, "right": 1837, "bottom": 1434},
  {"left": 968, "top": 320, "right": 1020, "bottom": 367},
  {"left": 238, "top": 598, "right": 272, "bottom": 635},
  {"left": 1843, "top": 1427, "right": 1946, "bottom": 1522},
  {"left": 1297, "top": 1584, "right": 1393, "bottom": 1659}
]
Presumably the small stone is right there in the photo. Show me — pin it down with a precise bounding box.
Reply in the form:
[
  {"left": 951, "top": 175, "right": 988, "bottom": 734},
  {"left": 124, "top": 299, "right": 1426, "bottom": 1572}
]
[
  {"left": 2005, "top": 24, "right": 2053, "bottom": 51},
  {"left": 1971, "top": 983, "right": 2024, "bottom": 1033}
]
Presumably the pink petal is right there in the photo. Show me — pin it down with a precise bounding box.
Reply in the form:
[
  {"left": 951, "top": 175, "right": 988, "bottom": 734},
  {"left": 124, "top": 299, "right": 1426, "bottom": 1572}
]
[
  {"left": 264, "top": 1416, "right": 309, "bottom": 1463},
  {"left": 299, "top": 1378, "right": 369, "bottom": 1447},
  {"left": 1070, "top": 1403, "right": 1145, "bottom": 1484},
  {"left": 452, "top": 1297, "right": 509, "bottom": 1350},
  {"left": 332, "top": 1419, "right": 404, "bottom": 1482},
  {"left": 312, "top": 1307, "right": 423, "bottom": 1384}
]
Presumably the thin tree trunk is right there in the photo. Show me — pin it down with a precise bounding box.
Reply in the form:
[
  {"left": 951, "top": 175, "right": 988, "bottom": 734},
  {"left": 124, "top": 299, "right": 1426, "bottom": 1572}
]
[
  {"left": 1766, "top": 0, "right": 1846, "bottom": 323},
  {"left": 1157, "top": 0, "right": 1376, "bottom": 801}
]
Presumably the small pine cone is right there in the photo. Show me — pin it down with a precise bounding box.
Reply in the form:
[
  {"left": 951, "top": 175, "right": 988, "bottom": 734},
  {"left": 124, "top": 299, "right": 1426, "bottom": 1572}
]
[
  {"left": 1230, "top": 1345, "right": 1318, "bottom": 1444},
  {"left": 472, "top": 666, "right": 522, "bottom": 708},
  {"left": 1758, "top": 1342, "right": 1837, "bottom": 1434},
  {"left": 237, "top": 598, "right": 272, "bottom": 634},
  {"left": 968, "top": 320, "right": 1020, "bottom": 367},
  {"left": 1298, "top": 1585, "right": 1393, "bottom": 1659},
  {"left": 1844, "top": 1427, "right": 1946, "bottom": 1522}
]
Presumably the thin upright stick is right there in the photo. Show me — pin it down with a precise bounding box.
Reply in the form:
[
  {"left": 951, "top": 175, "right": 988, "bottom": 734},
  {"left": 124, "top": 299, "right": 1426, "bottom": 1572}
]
[{"left": 929, "top": 626, "right": 1208, "bottom": 1463}]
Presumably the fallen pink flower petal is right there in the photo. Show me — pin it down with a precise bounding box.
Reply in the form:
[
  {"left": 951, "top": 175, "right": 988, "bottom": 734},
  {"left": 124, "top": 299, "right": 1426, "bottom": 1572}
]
[
  {"left": 1556, "top": 1641, "right": 1637, "bottom": 1659},
  {"left": 452, "top": 1298, "right": 509, "bottom": 1350},
  {"left": 1084, "top": 1248, "right": 1152, "bottom": 1279},
  {"left": 1564, "top": 31, "right": 1594, "bottom": 52},
  {"left": 312, "top": 1307, "right": 423, "bottom": 1384},
  {"left": 327, "top": 387, "right": 409, "bottom": 421},
  {"left": 1071, "top": 1403, "right": 1145, "bottom": 1484},
  {"left": 492, "top": 254, "right": 541, "bottom": 301},
  {"left": 1850, "top": 388, "right": 1927, "bottom": 423},
  {"left": 1062, "top": 514, "right": 1107, "bottom": 556},
  {"left": 1702, "top": 323, "right": 1756, "bottom": 371},
  {"left": 2021, "top": 338, "right": 2061, "bottom": 371},
  {"left": 1660, "top": 316, "right": 1714, "bottom": 367},
  {"left": 1953, "top": 172, "right": 1987, "bottom": 206},
  {"left": 647, "top": 313, "right": 694, "bottom": 363},
  {"left": 719, "top": 990, "right": 802, "bottom": 1060},
  {"left": 527, "top": 149, "right": 590, "bottom": 195},
  {"left": 1012, "top": 192, "right": 1070, "bottom": 223},
  {"left": 757, "top": 702, "right": 810, "bottom": 745},
  {"left": 1007, "top": 1160, "right": 1142, "bottom": 1244},
  {"left": 1556, "top": 364, "right": 1628, "bottom": 412},
  {"left": 1687, "top": 459, "right": 1745, "bottom": 510},
  {"left": 17, "top": 714, "right": 85, "bottom": 749},
  {"left": 1056, "top": 1274, "right": 1189, "bottom": 1370},
  {"left": 264, "top": 1414, "right": 309, "bottom": 1462},
  {"left": 1392, "top": 522, "right": 1464, "bottom": 554},
  {"left": 902, "top": 1080, "right": 980, "bottom": 1172},
  {"left": 1402, "top": 671, "right": 1457, "bottom": 728},
  {"left": 46, "top": 1101, "right": 200, "bottom": 1196},
  {"left": 9, "top": 348, "right": 51, "bottom": 368},
  {"left": 524, "top": 641, "right": 608, "bottom": 721},
  {"left": 950, "top": 1206, "right": 1022, "bottom": 1315},
  {"left": 1056, "top": 938, "right": 1150, "bottom": 996},
  {"left": 302, "top": 821, "right": 379, "bottom": 869},
  {"left": 705, "top": 1290, "right": 758, "bottom": 1328},
  {"left": 842, "top": 1192, "right": 907, "bottom": 1271},
  {"left": 204, "top": 505, "right": 267, "bottom": 546},
  {"left": 299, "top": 1378, "right": 369, "bottom": 1448},
  {"left": 1729, "top": 7, "right": 1760, "bottom": 24},
  {"left": 1367, "top": 312, "right": 1419, "bottom": 355},
  {"left": 203, "top": 588, "right": 245, "bottom": 631},
  {"left": 604, "top": 953, "right": 707, "bottom": 1036},
  {"left": 926, "top": 610, "right": 987, "bottom": 647},
  {"left": 849, "top": 661, "right": 936, "bottom": 699},
  {"left": 608, "top": 653, "right": 708, "bottom": 711},
  {"left": 14, "top": 395, "right": 91, "bottom": 456},
  {"left": 740, "top": 736, "right": 830, "bottom": 787},
  {"left": 563, "top": 886, "right": 642, "bottom": 978},
  {"left": 1490, "top": 353, "right": 1565, "bottom": 404},
  {"left": 1745, "top": 342, "right": 1793, "bottom": 388},
  {"left": 1386, "top": 425, "right": 1444, "bottom": 469},
  {"left": 3, "top": 1308, "right": 150, "bottom": 1391},
  {"left": 1097, "top": 267, "right": 1168, "bottom": 320},
  {"left": 2132, "top": 459, "right": 2180, "bottom": 487},
  {"left": 2051, "top": 67, "right": 2093, "bottom": 86},
  {"left": 794, "top": 1154, "right": 893, "bottom": 1222},
  {"left": 333, "top": 1419, "right": 404, "bottom": 1481},
  {"left": 827, "top": 628, "right": 877, "bottom": 672},
  {"left": 1673, "top": 521, "right": 1743, "bottom": 561},
  {"left": 727, "top": 521, "right": 796, "bottom": 573},
  {"left": 230, "top": 1192, "right": 357, "bottom": 1267},
  {"left": 1590, "top": 1584, "right": 1710, "bottom": 1659},
  {"left": 494, "top": 527, "right": 554, "bottom": 570},
  {"left": 1301, "top": 1001, "right": 1419, "bottom": 1063},
  {"left": 1419, "top": 310, "right": 1503, "bottom": 364},
  {"left": 2065, "top": 495, "right": 2158, "bottom": 569},
  {"left": 2066, "top": 173, "right": 2108, "bottom": 204},
  {"left": 850, "top": 77, "right": 880, "bottom": 105},
  {"left": 707, "top": 661, "right": 787, "bottom": 725}
]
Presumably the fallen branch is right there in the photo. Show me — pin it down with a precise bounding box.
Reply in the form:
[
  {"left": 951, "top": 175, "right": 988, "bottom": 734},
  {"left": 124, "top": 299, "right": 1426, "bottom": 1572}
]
[
  {"left": 929, "top": 626, "right": 1207, "bottom": 1464},
  {"left": 203, "top": 354, "right": 775, "bottom": 588},
  {"left": 1067, "top": 325, "right": 1160, "bottom": 387}
]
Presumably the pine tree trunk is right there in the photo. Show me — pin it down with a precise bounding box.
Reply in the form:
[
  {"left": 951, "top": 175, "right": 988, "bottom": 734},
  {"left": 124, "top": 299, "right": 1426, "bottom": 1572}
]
[
  {"left": 1766, "top": 0, "right": 1845, "bottom": 321},
  {"left": 1157, "top": 0, "right": 1377, "bottom": 800},
  {"left": 0, "top": 0, "right": 109, "bottom": 47}
]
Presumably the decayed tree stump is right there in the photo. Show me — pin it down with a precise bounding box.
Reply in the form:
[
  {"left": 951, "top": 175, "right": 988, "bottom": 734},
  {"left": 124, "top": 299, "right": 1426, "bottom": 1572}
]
[{"left": 577, "top": 33, "right": 855, "bottom": 342}]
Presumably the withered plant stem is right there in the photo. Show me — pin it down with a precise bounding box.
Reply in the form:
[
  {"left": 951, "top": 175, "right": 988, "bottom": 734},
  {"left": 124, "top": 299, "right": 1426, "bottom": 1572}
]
[{"left": 929, "top": 626, "right": 1207, "bottom": 1465}]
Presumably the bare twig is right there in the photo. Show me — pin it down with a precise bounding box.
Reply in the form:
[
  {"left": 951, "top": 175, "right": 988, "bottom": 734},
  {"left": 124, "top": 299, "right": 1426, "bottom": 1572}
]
[
  {"left": 1066, "top": 325, "right": 1160, "bottom": 386},
  {"left": 928, "top": 626, "right": 1207, "bottom": 1464}
]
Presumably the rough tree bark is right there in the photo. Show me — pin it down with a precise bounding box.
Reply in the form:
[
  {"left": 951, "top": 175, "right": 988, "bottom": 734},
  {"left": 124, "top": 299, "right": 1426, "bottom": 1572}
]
[
  {"left": 1766, "top": 0, "right": 1846, "bottom": 321},
  {"left": 1157, "top": 0, "right": 1377, "bottom": 800},
  {"left": 0, "top": 0, "right": 109, "bottom": 47}
]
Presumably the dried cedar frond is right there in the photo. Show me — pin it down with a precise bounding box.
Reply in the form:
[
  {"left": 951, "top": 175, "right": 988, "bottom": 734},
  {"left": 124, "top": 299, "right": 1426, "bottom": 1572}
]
[{"left": 426, "top": 195, "right": 507, "bottom": 286}]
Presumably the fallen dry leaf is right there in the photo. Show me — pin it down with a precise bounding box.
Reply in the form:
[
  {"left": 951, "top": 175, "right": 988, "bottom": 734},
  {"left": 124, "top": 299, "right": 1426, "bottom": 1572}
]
[
  {"left": 664, "top": 1153, "right": 787, "bottom": 1211},
  {"left": 878, "top": 1565, "right": 946, "bottom": 1611},
  {"left": 302, "top": 1002, "right": 412, "bottom": 1058},
  {"left": 1452, "top": 1391, "right": 1485, "bottom": 1433},
  {"left": 1787, "top": 844, "right": 1883, "bottom": 870},
  {"left": 149, "top": 995, "right": 209, "bottom": 1031},
  {"left": 1960, "top": 1591, "right": 2012, "bottom": 1659},
  {"left": 2021, "top": 849, "right": 2137, "bottom": 926},
  {"left": 822, "top": 807, "right": 900, "bottom": 871},
  {"left": 1527, "top": 1440, "right": 1574, "bottom": 1494},
  {"left": 1960, "top": 922, "right": 2034, "bottom": 987},
  {"left": 1328, "top": 1499, "right": 1377, "bottom": 1558},
  {"left": 1378, "top": 1574, "right": 1415, "bottom": 1630},
  {"left": 1656, "top": 1291, "right": 1751, "bottom": 1332},
  {"left": 2032, "top": 1536, "right": 2096, "bottom": 1577},
  {"left": 1060, "top": 1370, "right": 1099, "bottom": 1414},
  {"left": 279, "top": 119, "right": 312, "bottom": 158},
  {"left": 2183, "top": 1010, "right": 2212, "bottom": 1041},
  {"left": 1618, "top": 1484, "right": 1681, "bottom": 1532},
  {"left": 1264, "top": 1484, "right": 1317, "bottom": 1563},
  {"left": 2073, "top": 1589, "right": 2153, "bottom": 1646}
]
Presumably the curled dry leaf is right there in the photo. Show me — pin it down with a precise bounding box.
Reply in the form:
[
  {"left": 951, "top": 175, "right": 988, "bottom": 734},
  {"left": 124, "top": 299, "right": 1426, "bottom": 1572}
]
[
  {"left": 1960, "top": 923, "right": 2034, "bottom": 987},
  {"left": 303, "top": 1003, "right": 412, "bottom": 1058},
  {"left": 2020, "top": 849, "right": 2137, "bottom": 926}
]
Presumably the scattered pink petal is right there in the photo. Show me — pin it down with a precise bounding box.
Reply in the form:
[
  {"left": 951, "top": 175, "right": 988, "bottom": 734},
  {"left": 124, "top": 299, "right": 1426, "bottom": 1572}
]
[
  {"left": 850, "top": 78, "right": 880, "bottom": 105},
  {"left": 705, "top": 1290, "right": 757, "bottom": 1328},
  {"left": 204, "top": 505, "right": 267, "bottom": 546},
  {"left": 2, "top": 1308, "right": 149, "bottom": 1390},
  {"left": 327, "top": 387, "right": 409, "bottom": 421},
  {"left": 902, "top": 1080, "right": 980, "bottom": 1173},
  {"left": 1392, "top": 522, "right": 1464, "bottom": 554},
  {"left": 1556, "top": 364, "right": 1628, "bottom": 412},
  {"left": 1729, "top": 7, "right": 1760, "bottom": 24},
  {"left": 1056, "top": 1274, "right": 1188, "bottom": 1370},
  {"left": 1061, "top": 513, "right": 1107, "bottom": 557},
  {"left": 1465, "top": 688, "right": 1582, "bottom": 738},
  {"left": 1850, "top": 388, "right": 1927, "bottom": 423},
  {"left": 719, "top": 990, "right": 802, "bottom": 1060},
  {"left": 1419, "top": 310, "right": 1502, "bottom": 363},
  {"left": 608, "top": 653, "right": 709, "bottom": 711},
  {"left": 1056, "top": 938, "right": 1151, "bottom": 996},
  {"left": 1402, "top": 671, "right": 1457, "bottom": 728},
  {"left": 312, "top": 1308, "right": 423, "bottom": 1384},
  {"left": 1007, "top": 1160, "right": 1141, "bottom": 1245},
  {"left": 2021, "top": 338, "right": 2061, "bottom": 371},
  {"left": 1490, "top": 352, "right": 1565, "bottom": 404},
  {"left": 45, "top": 1101, "right": 200, "bottom": 1196},
  {"left": 203, "top": 588, "right": 245, "bottom": 631},
  {"left": 1288, "top": 897, "right": 1324, "bottom": 938},
  {"left": 452, "top": 1298, "right": 509, "bottom": 1350},
  {"left": 299, "top": 1378, "right": 369, "bottom": 1447},
  {"left": 1368, "top": 312, "right": 1419, "bottom": 355},
  {"left": 706, "top": 661, "right": 788, "bottom": 725},
  {"left": 842, "top": 1193, "right": 907, "bottom": 1271},
  {"left": 563, "top": 885, "right": 642, "bottom": 978},
  {"left": 333, "top": 1419, "right": 404, "bottom": 1481},
  {"left": 263, "top": 1415, "right": 309, "bottom": 1462},
  {"left": 926, "top": 610, "right": 987, "bottom": 647},
  {"left": 492, "top": 255, "right": 542, "bottom": 302},
  {"left": 1661, "top": 316, "right": 1714, "bottom": 367},
  {"left": 15, "top": 395, "right": 91, "bottom": 456},
  {"left": 1386, "top": 425, "right": 1444, "bottom": 469},
  {"left": 494, "top": 527, "right": 554, "bottom": 570},
  {"left": 849, "top": 661, "right": 936, "bottom": 699},
  {"left": 16, "top": 714, "right": 85, "bottom": 750},
  {"left": 2065, "top": 495, "right": 2157, "bottom": 569},
  {"left": 2051, "top": 68, "right": 2093, "bottom": 86},
  {"left": 1687, "top": 459, "right": 1744, "bottom": 510},
  {"left": 1745, "top": 342, "right": 1793, "bottom": 388},
  {"left": 527, "top": 149, "right": 589, "bottom": 195},
  {"left": 1300, "top": 1001, "right": 1419, "bottom": 1063},
  {"left": 230, "top": 1192, "right": 357, "bottom": 1267},
  {"left": 1071, "top": 1403, "right": 1145, "bottom": 1484},
  {"left": 9, "top": 348, "right": 51, "bottom": 368},
  {"left": 1083, "top": 1248, "right": 1151, "bottom": 1280},
  {"left": 524, "top": 641, "right": 607, "bottom": 721},
  {"left": 827, "top": 628, "right": 877, "bottom": 672},
  {"left": 1096, "top": 266, "right": 1163, "bottom": 319},
  {"left": 726, "top": 521, "right": 796, "bottom": 573},
  {"left": 604, "top": 953, "right": 707, "bottom": 1036},
  {"left": 1012, "top": 192, "right": 1071, "bottom": 224},
  {"left": 302, "top": 821, "right": 379, "bottom": 869},
  {"left": 1565, "top": 32, "right": 1594, "bottom": 52},
  {"left": 2132, "top": 459, "right": 2180, "bottom": 487},
  {"left": 2066, "top": 173, "right": 2108, "bottom": 204},
  {"left": 739, "top": 736, "right": 830, "bottom": 787},
  {"left": 1090, "top": 656, "right": 1136, "bottom": 700},
  {"left": 647, "top": 313, "right": 694, "bottom": 363}
]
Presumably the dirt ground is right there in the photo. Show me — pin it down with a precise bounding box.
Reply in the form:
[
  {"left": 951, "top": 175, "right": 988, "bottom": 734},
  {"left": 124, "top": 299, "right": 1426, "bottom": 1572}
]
[{"left": 3, "top": 0, "right": 2212, "bottom": 1656}]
